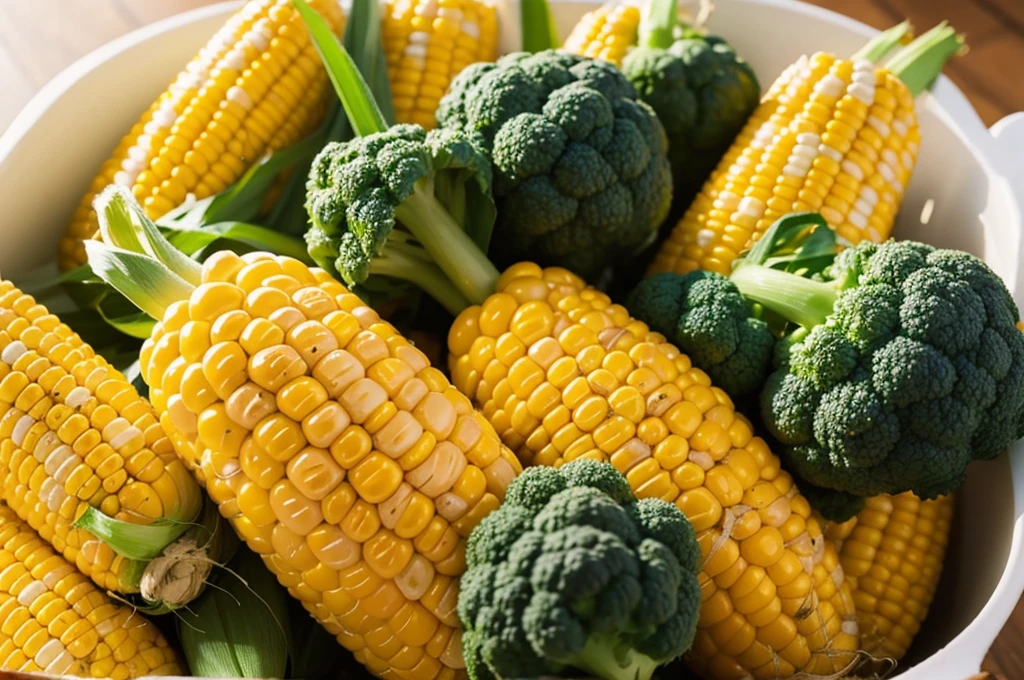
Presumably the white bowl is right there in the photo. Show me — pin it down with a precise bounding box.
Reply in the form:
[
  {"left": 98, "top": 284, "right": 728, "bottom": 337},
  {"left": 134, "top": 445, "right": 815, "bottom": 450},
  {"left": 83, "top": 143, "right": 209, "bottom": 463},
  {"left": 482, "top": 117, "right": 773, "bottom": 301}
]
[{"left": 1, "top": 1, "right": 1023, "bottom": 678}]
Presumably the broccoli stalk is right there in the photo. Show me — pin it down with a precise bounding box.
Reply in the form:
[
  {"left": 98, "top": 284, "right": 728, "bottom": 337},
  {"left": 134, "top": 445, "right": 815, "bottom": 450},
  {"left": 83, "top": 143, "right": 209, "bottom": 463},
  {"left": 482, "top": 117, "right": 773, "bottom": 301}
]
[
  {"left": 564, "top": 635, "right": 660, "bottom": 680},
  {"left": 727, "top": 212, "right": 1024, "bottom": 507}
]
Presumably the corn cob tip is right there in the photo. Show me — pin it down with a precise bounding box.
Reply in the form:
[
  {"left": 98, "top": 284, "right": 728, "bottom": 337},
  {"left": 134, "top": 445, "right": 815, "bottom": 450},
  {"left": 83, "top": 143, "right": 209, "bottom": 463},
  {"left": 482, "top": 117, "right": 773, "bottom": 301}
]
[{"left": 138, "top": 538, "right": 213, "bottom": 609}]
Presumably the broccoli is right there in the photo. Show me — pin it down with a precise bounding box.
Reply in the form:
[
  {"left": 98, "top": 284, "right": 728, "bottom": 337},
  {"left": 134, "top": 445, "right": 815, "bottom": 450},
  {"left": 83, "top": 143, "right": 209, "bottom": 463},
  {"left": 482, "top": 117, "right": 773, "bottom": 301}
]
[
  {"left": 621, "top": 0, "right": 759, "bottom": 216},
  {"left": 459, "top": 460, "right": 702, "bottom": 680},
  {"left": 305, "top": 124, "right": 498, "bottom": 315},
  {"left": 729, "top": 214, "right": 1024, "bottom": 505},
  {"left": 436, "top": 50, "right": 673, "bottom": 279},
  {"left": 627, "top": 270, "right": 774, "bottom": 396}
]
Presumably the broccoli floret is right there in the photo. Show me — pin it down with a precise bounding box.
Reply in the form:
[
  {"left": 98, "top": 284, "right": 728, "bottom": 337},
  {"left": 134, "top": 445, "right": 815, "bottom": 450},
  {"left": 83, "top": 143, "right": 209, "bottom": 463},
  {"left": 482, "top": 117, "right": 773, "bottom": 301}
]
[
  {"left": 621, "top": 0, "right": 759, "bottom": 215},
  {"left": 628, "top": 271, "right": 774, "bottom": 396},
  {"left": 305, "top": 124, "right": 498, "bottom": 314},
  {"left": 731, "top": 229, "right": 1024, "bottom": 507},
  {"left": 437, "top": 50, "right": 673, "bottom": 279},
  {"left": 459, "top": 460, "right": 701, "bottom": 680}
]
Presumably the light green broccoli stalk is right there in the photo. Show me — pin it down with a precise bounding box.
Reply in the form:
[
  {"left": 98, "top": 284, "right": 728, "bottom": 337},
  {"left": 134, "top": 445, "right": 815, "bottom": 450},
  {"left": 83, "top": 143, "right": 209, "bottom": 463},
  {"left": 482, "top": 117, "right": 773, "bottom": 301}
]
[
  {"left": 729, "top": 213, "right": 1024, "bottom": 508},
  {"left": 459, "top": 460, "right": 702, "bottom": 680},
  {"left": 620, "top": 0, "right": 760, "bottom": 214},
  {"left": 436, "top": 50, "right": 673, "bottom": 279}
]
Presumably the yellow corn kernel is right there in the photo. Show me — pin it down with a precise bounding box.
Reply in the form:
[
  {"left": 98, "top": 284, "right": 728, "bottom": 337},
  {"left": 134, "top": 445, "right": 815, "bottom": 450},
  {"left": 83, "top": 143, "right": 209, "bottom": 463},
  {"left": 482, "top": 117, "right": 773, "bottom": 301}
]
[
  {"left": 59, "top": 0, "right": 347, "bottom": 271},
  {"left": 447, "top": 265, "right": 859, "bottom": 679}
]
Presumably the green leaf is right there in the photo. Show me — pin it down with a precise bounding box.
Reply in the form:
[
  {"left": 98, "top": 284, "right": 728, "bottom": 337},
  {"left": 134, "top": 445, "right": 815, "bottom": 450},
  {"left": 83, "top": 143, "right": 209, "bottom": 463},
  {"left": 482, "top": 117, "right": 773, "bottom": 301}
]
[
  {"left": 95, "top": 186, "right": 203, "bottom": 286},
  {"left": 96, "top": 296, "right": 156, "bottom": 340},
  {"left": 344, "top": 0, "right": 396, "bottom": 125},
  {"left": 294, "top": 0, "right": 389, "bottom": 137},
  {"left": 734, "top": 212, "right": 836, "bottom": 277},
  {"left": 166, "top": 222, "right": 314, "bottom": 265},
  {"left": 520, "top": 0, "right": 560, "bottom": 53},
  {"left": 85, "top": 241, "right": 194, "bottom": 321},
  {"left": 72, "top": 506, "right": 191, "bottom": 562},
  {"left": 179, "top": 548, "right": 290, "bottom": 678}
]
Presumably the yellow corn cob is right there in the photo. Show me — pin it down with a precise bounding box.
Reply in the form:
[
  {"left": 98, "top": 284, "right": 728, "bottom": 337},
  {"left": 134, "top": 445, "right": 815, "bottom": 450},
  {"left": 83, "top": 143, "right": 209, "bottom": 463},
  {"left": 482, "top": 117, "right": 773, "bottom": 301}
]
[
  {"left": 562, "top": 0, "right": 641, "bottom": 67},
  {"left": 383, "top": 0, "right": 498, "bottom": 129},
  {"left": 139, "top": 251, "right": 521, "bottom": 680},
  {"left": 448, "top": 263, "right": 860, "bottom": 680},
  {"left": 648, "top": 52, "right": 921, "bottom": 276},
  {"left": 0, "top": 503, "right": 181, "bottom": 679},
  {"left": 825, "top": 493, "right": 954, "bottom": 662},
  {"left": 58, "top": 0, "right": 346, "bottom": 272},
  {"left": 0, "top": 281, "right": 202, "bottom": 596}
]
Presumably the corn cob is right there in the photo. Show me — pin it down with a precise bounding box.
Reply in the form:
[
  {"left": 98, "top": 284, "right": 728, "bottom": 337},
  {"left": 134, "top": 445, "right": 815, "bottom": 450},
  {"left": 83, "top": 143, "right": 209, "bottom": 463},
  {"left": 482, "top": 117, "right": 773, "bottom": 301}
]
[
  {"left": 448, "top": 263, "right": 860, "bottom": 680},
  {"left": 647, "top": 23, "right": 963, "bottom": 277},
  {"left": 58, "top": 0, "right": 346, "bottom": 272},
  {"left": 562, "top": 0, "right": 641, "bottom": 67},
  {"left": 0, "top": 281, "right": 203, "bottom": 599},
  {"left": 86, "top": 189, "right": 523, "bottom": 680},
  {"left": 825, "top": 493, "right": 954, "bottom": 661},
  {"left": 0, "top": 503, "right": 181, "bottom": 679},
  {"left": 383, "top": 0, "right": 498, "bottom": 129}
]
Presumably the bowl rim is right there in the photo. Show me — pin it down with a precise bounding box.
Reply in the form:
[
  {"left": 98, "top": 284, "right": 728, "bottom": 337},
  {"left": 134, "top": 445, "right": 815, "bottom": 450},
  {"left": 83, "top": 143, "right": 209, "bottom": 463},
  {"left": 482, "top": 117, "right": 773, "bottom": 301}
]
[{"left": 1, "top": 1, "right": 1023, "bottom": 677}]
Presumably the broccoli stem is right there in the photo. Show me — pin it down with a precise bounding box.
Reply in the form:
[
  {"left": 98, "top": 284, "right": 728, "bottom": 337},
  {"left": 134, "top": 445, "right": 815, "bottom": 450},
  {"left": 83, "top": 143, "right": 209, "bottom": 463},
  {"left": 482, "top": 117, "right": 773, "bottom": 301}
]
[
  {"left": 730, "top": 264, "right": 837, "bottom": 329},
  {"left": 368, "top": 248, "right": 471, "bottom": 316},
  {"left": 570, "top": 634, "right": 661, "bottom": 680},
  {"left": 394, "top": 179, "right": 500, "bottom": 306},
  {"left": 638, "top": 0, "right": 678, "bottom": 49},
  {"left": 887, "top": 22, "right": 965, "bottom": 97}
]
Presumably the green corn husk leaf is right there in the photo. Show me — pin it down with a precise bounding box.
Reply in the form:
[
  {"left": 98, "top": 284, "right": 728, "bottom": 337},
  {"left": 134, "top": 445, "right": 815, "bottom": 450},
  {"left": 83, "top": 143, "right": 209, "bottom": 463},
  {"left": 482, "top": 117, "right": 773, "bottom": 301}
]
[
  {"left": 179, "top": 548, "right": 290, "bottom": 678},
  {"left": 84, "top": 241, "right": 194, "bottom": 321}
]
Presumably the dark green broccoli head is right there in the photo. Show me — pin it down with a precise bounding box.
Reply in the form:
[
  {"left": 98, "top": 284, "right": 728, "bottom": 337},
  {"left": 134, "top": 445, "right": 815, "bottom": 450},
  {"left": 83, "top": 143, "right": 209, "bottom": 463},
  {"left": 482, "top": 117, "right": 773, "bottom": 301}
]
[
  {"left": 754, "top": 239, "right": 1024, "bottom": 501},
  {"left": 627, "top": 271, "right": 775, "bottom": 396},
  {"left": 436, "top": 50, "right": 673, "bottom": 279},
  {"left": 304, "top": 124, "right": 494, "bottom": 298},
  {"left": 622, "top": 35, "right": 760, "bottom": 211},
  {"left": 460, "top": 460, "right": 701, "bottom": 680}
]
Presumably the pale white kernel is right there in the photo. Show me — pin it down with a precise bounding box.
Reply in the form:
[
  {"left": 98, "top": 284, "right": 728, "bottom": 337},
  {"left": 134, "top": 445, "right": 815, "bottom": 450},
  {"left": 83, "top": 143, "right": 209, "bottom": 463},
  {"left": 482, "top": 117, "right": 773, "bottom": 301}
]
[
  {"left": 688, "top": 450, "right": 714, "bottom": 470},
  {"left": 868, "top": 226, "right": 882, "bottom": 241},
  {"left": 852, "top": 59, "right": 873, "bottom": 71},
  {"left": 243, "top": 28, "right": 270, "bottom": 52},
  {"left": 218, "top": 48, "right": 247, "bottom": 71},
  {"left": 849, "top": 211, "right": 868, "bottom": 228},
  {"left": 791, "top": 144, "right": 818, "bottom": 160},
  {"left": 882, "top": 148, "right": 900, "bottom": 168},
  {"left": 854, "top": 199, "right": 874, "bottom": 215},
  {"left": 113, "top": 171, "right": 133, "bottom": 186},
  {"left": 848, "top": 82, "right": 875, "bottom": 105},
  {"left": 95, "top": 617, "right": 119, "bottom": 637},
  {"left": 737, "top": 196, "right": 766, "bottom": 219},
  {"left": 696, "top": 229, "right": 716, "bottom": 248},
  {"left": 42, "top": 565, "right": 75, "bottom": 589},
  {"left": 1, "top": 340, "right": 27, "bottom": 365},
  {"left": 438, "top": 7, "right": 463, "bottom": 20},
  {"left": 18, "top": 580, "right": 47, "bottom": 606},
  {"left": 120, "top": 157, "right": 146, "bottom": 175},
  {"left": 860, "top": 185, "right": 879, "bottom": 205},
  {"left": 460, "top": 21, "right": 480, "bottom": 40},
  {"left": 65, "top": 386, "right": 91, "bottom": 409},
  {"left": 142, "top": 119, "right": 163, "bottom": 136},
  {"left": 783, "top": 163, "right": 809, "bottom": 178},
  {"left": 815, "top": 73, "right": 845, "bottom": 98},
  {"left": 907, "top": 140, "right": 919, "bottom": 154},
  {"left": 36, "top": 639, "right": 65, "bottom": 667},
  {"left": 404, "top": 44, "right": 428, "bottom": 59},
  {"left": 796, "top": 132, "right": 821, "bottom": 146},
  {"left": 226, "top": 86, "right": 253, "bottom": 110},
  {"left": 716, "top": 191, "right": 741, "bottom": 211},
  {"left": 408, "top": 31, "right": 431, "bottom": 45},
  {"left": 52, "top": 453, "right": 82, "bottom": 485},
  {"left": 852, "top": 70, "right": 875, "bottom": 85},
  {"left": 12, "top": 415, "right": 34, "bottom": 447},
  {"left": 151, "top": 105, "right": 177, "bottom": 128},
  {"left": 819, "top": 144, "right": 843, "bottom": 162},
  {"left": 893, "top": 119, "right": 909, "bottom": 137},
  {"left": 414, "top": 0, "right": 439, "bottom": 15},
  {"left": 902, "top": 150, "right": 914, "bottom": 168},
  {"left": 44, "top": 445, "right": 74, "bottom": 477},
  {"left": 867, "top": 114, "right": 890, "bottom": 138},
  {"left": 819, "top": 206, "right": 844, "bottom": 225},
  {"left": 841, "top": 160, "right": 865, "bottom": 182},
  {"left": 878, "top": 162, "right": 897, "bottom": 184},
  {"left": 44, "top": 650, "right": 76, "bottom": 676}
]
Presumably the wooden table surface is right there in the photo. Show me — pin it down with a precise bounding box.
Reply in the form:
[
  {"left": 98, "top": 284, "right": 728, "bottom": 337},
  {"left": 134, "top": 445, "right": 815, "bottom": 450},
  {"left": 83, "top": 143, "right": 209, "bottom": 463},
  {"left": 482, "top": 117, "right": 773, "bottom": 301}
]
[{"left": 1, "top": 0, "right": 1023, "bottom": 677}]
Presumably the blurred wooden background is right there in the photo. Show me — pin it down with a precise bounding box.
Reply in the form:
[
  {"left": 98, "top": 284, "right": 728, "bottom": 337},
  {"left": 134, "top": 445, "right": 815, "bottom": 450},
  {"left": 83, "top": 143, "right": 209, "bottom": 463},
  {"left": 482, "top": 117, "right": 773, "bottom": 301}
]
[{"left": 1, "top": 0, "right": 1023, "bottom": 677}]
